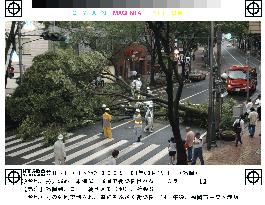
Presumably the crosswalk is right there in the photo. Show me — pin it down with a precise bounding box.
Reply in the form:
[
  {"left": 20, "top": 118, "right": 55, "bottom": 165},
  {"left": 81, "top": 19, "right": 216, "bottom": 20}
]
[{"left": 5, "top": 132, "right": 171, "bottom": 165}]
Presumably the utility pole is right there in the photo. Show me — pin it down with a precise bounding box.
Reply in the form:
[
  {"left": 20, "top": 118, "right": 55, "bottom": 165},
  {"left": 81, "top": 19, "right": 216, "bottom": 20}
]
[
  {"left": 207, "top": 21, "right": 215, "bottom": 150},
  {"left": 18, "top": 21, "right": 23, "bottom": 84},
  {"left": 215, "top": 26, "right": 222, "bottom": 139},
  {"left": 246, "top": 50, "right": 250, "bottom": 101}
]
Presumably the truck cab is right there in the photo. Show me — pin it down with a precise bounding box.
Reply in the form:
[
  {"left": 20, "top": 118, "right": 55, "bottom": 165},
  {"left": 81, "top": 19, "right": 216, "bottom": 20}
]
[{"left": 226, "top": 65, "right": 257, "bottom": 94}]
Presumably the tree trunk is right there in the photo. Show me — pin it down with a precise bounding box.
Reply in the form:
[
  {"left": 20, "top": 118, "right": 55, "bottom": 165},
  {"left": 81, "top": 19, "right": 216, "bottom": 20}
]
[
  {"left": 149, "top": 50, "right": 156, "bottom": 86},
  {"left": 5, "top": 21, "right": 17, "bottom": 64}
]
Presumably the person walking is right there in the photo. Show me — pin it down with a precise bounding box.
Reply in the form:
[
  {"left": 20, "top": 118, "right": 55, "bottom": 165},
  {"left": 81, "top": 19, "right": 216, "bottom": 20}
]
[
  {"left": 191, "top": 132, "right": 204, "bottom": 165},
  {"left": 248, "top": 107, "right": 258, "bottom": 138},
  {"left": 105, "top": 149, "right": 120, "bottom": 165},
  {"left": 168, "top": 137, "right": 176, "bottom": 165},
  {"left": 233, "top": 114, "right": 245, "bottom": 146},
  {"left": 144, "top": 104, "right": 154, "bottom": 133},
  {"left": 245, "top": 99, "right": 253, "bottom": 116},
  {"left": 133, "top": 109, "right": 143, "bottom": 142},
  {"left": 103, "top": 108, "right": 112, "bottom": 139},
  {"left": 101, "top": 104, "right": 107, "bottom": 133},
  {"left": 255, "top": 94, "right": 261, "bottom": 121},
  {"left": 185, "top": 127, "right": 195, "bottom": 162},
  {"left": 54, "top": 134, "right": 66, "bottom": 165}
]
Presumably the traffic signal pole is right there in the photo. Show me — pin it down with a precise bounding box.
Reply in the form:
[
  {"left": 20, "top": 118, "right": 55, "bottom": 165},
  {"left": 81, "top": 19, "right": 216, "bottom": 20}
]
[
  {"left": 215, "top": 27, "right": 222, "bottom": 139},
  {"left": 207, "top": 21, "right": 215, "bottom": 150},
  {"left": 18, "top": 21, "right": 23, "bottom": 84}
]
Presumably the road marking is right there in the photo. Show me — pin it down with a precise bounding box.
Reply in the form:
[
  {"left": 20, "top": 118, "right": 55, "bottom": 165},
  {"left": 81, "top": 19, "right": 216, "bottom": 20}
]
[
  {"left": 36, "top": 134, "right": 101, "bottom": 162},
  {"left": 223, "top": 47, "right": 243, "bottom": 66},
  {"left": 5, "top": 135, "right": 17, "bottom": 142},
  {"left": 6, "top": 137, "right": 43, "bottom": 153},
  {"left": 22, "top": 134, "right": 86, "bottom": 159},
  {"left": 65, "top": 138, "right": 113, "bottom": 162},
  {"left": 119, "top": 144, "right": 159, "bottom": 165},
  {"left": 97, "top": 142, "right": 143, "bottom": 165},
  {"left": 180, "top": 89, "right": 208, "bottom": 102},
  {"left": 72, "top": 140, "right": 128, "bottom": 165},
  {"left": 8, "top": 143, "right": 43, "bottom": 157},
  {"left": 142, "top": 147, "right": 168, "bottom": 165},
  {"left": 5, "top": 138, "right": 21, "bottom": 146}
]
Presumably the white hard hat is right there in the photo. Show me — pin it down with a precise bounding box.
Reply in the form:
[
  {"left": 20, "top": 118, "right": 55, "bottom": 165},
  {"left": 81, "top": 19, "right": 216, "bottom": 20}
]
[
  {"left": 102, "top": 104, "right": 106, "bottom": 108},
  {"left": 138, "top": 78, "right": 140, "bottom": 80},
  {"left": 136, "top": 109, "right": 140, "bottom": 112},
  {"left": 105, "top": 108, "right": 110, "bottom": 111},
  {"left": 149, "top": 104, "right": 153, "bottom": 108},
  {"left": 147, "top": 87, "right": 150, "bottom": 90},
  {"left": 58, "top": 134, "right": 64, "bottom": 140}
]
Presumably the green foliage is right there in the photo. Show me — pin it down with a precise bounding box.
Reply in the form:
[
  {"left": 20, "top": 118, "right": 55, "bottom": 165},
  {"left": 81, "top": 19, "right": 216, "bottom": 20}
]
[
  {"left": 181, "top": 102, "right": 208, "bottom": 128},
  {"left": 220, "top": 130, "right": 236, "bottom": 141},
  {"left": 6, "top": 49, "right": 108, "bottom": 145},
  {"left": 220, "top": 98, "right": 236, "bottom": 130},
  {"left": 16, "top": 116, "right": 42, "bottom": 141},
  {"left": 41, "top": 124, "right": 67, "bottom": 147}
]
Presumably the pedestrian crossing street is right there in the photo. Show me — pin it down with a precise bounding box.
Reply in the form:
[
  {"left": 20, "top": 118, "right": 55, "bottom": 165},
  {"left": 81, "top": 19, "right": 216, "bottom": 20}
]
[{"left": 5, "top": 133, "right": 171, "bottom": 165}]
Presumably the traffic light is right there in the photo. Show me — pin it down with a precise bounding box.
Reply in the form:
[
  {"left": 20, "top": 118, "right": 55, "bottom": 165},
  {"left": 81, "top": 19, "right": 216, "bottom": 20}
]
[{"left": 40, "top": 31, "right": 67, "bottom": 41}]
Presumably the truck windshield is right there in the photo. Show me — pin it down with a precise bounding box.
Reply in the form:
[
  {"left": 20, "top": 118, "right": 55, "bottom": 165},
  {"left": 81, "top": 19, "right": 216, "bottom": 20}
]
[{"left": 228, "top": 70, "right": 246, "bottom": 79}]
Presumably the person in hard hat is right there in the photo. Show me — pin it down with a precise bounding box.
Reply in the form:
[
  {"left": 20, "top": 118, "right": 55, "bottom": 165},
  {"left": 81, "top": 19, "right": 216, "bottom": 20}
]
[
  {"left": 135, "top": 77, "right": 142, "bottom": 92},
  {"left": 101, "top": 104, "right": 107, "bottom": 133},
  {"left": 54, "top": 134, "right": 66, "bottom": 165},
  {"left": 144, "top": 104, "right": 154, "bottom": 133},
  {"left": 103, "top": 108, "right": 112, "bottom": 139},
  {"left": 131, "top": 80, "right": 136, "bottom": 97},
  {"left": 133, "top": 109, "right": 143, "bottom": 142},
  {"left": 147, "top": 87, "right": 153, "bottom": 95}
]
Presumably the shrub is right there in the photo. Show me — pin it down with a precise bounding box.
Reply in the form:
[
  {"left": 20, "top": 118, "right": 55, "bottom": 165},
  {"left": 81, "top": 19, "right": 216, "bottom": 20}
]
[
  {"left": 41, "top": 124, "right": 67, "bottom": 147},
  {"left": 220, "top": 98, "right": 236, "bottom": 130},
  {"left": 16, "top": 116, "right": 42, "bottom": 141},
  {"left": 181, "top": 102, "right": 208, "bottom": 128}
]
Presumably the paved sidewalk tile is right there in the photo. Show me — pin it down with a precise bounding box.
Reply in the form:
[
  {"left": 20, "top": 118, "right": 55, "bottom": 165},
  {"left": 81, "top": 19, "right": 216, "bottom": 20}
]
[{"left": 203, "top": 121, "right": 261, "bottom": 165}]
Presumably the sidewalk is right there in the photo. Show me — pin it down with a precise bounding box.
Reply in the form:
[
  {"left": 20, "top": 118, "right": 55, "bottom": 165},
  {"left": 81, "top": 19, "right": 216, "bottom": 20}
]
[{"left": 202, "top": 121, "right": 261, "bottom": 165}]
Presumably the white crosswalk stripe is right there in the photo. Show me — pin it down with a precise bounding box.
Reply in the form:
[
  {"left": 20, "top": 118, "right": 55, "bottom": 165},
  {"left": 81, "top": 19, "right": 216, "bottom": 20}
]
[
  {"left": 22, "top": 134, "right": 86, "bottom": 160},
  {"left": 5, "top": 138, "right": 22, "bottom": 146},
  {"left": 72, "top": 140, "right": 128, "bottom": 165},
  {"left": 142, "top": 148, "right": 168, "bottom": 165},
  {"left": 119, "top": 144, "right": 160, "bottom": 165},
  {"left": 96, "top": 142, "right": 143, "bottom": 165},
  {"left": 37, "top": 134, "right": 101, "bottom": 162},
  {"left": 6, "top": 137, "right": 43, "bottom": 153},
  {"left": 8, "top": 143, "right": 44, "bottom": 157},
  {"left": 5, "top": 135, "right": 17, "bottom": 142},
  {"left": 65, "top": 138, "right": 113, "bottom": 162}
]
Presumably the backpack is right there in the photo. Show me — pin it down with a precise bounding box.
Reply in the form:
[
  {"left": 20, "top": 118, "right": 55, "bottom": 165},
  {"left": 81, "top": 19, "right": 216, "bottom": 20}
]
[{"left": 233, "top": 119, "right": 241, "bottom": 133}]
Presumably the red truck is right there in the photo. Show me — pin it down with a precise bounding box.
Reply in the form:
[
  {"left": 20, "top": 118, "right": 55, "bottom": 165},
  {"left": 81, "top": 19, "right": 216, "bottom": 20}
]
[{"left": 226, "top": 65, "right": 257, "bottom": 94}]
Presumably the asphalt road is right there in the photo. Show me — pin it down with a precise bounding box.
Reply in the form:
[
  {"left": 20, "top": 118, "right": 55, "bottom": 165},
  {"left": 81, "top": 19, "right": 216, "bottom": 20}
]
[{"left": 5, "top": 42, "right": 261, "bottom": 165}]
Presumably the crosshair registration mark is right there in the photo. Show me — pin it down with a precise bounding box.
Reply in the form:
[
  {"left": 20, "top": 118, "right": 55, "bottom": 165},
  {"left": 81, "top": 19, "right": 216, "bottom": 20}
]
[
  {"left": 5, "top": 169, "right": 22, "bottom": 185},
  {"left": 245, "top": 0, "right": 262, "bottom": 17},
  {"left": 5, "top": 0, "right": 22, "bottom": 17},
  {"left": 245, "top": 169, "right": 262, "bottom": 185}
]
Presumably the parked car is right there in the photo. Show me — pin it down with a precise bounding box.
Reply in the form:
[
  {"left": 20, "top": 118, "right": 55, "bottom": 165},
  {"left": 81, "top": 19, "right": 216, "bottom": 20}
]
[{"left": 189, "top": 71, "right": 206, "bottom": 82}]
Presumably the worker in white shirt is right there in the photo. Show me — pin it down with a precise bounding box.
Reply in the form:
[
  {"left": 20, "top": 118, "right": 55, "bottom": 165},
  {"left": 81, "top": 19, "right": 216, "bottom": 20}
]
[
  {"left": 133, "top": 109, "right": 143, "bottom": 142},
  {"left": 144, "top": 104, "right": 154, "bottom": 133},
  {"left": 54, "top": 134, "right": 66, "bottom": 165},
  {"left": 255, "top": 94, "right": 261, "bottom": 121}
]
